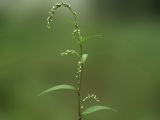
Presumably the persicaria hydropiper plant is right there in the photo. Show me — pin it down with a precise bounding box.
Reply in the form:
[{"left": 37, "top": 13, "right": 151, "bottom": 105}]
[{"left": 38, "top": 3, "right": 115, "bottom": 120}]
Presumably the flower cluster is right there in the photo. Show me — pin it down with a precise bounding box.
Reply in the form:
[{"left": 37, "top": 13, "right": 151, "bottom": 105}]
[
  {"left": 76, "top": 60, "right": 83, "bottom": 84},
  {"left": 60, "top": 50, "right": 79, "bottom": 56},
  {"left": 82, "top": 94, "right": 100, "bottom": 103},
  {"left": 72, "top": 29, "right": 81, "bottom": 37},
  {"left": 47, "top": 2, "right": 82, "bottom": 46},
  {"left": 47, "top": 3, "right": 76, "bottom": 29}
]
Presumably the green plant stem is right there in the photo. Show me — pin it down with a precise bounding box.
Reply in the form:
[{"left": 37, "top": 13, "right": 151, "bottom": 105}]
[
  {"left": 77, "top": 25, "right": 83, "bottom": 120},
  {"left": 78, "top": 91, "right": 81, "bottom": 120},
  {"left": 73, "top": 12, "right": 83, "bottom": 120},
  {"left": 78, "top": 46, "right": 83, "bottom": 120}
]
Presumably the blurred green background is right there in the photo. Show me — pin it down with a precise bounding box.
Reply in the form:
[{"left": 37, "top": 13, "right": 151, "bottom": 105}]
[{"left": 0, "top": 0, "right": 160, "bottom": 120}]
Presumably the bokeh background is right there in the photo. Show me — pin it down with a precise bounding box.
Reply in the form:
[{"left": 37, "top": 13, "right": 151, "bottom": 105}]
[{"left": 0, "top": 0, "right": 160, "bottom": 120}]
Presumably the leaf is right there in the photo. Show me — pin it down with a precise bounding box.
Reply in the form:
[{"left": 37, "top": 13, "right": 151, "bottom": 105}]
[
  {"left": 81, "top": 105, "right": 116, "bottom": 117},
  {"left": 38, "top": 84, "right": 77, "bottom": 96},
  {"left": 80, "top": 35, "right": 103, "bottom": 44},
  {"left": 82, "top": 54, "right": 88, "bottom": 63}
]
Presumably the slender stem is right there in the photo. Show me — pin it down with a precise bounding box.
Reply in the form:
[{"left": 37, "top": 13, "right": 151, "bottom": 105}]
[
  {"left": 78, "top": 45, "right": 83, "bottom": 120},
  {"left": 74, "top": 17, "right": 83, "bottom": 120},
  {"left": 78, "top": 91, "right": 81, "bottom": 120},
  {"left": 77, "top": 30, "right": 83, "bottom": 120}
]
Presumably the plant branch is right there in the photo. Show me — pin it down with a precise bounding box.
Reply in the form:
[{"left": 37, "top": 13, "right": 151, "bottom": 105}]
[{"left": 47, "top": 3, "right": 84, "bottom": 120}]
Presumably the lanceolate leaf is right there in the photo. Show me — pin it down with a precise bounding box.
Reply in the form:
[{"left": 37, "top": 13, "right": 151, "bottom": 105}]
[
  {"left": 82, "top": 54, "right": 88, "bottom": 63},
  {"left": 81, "top": 105, "right": 115, "bottom": 117},
  {"left": 80, "top": 35, "right": 103, "bottom": 44},
  {"left": 38, "top": 84, "right": 77, "bottom": 96}
]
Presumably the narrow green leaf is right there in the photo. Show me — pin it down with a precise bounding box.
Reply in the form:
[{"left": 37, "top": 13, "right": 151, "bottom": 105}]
[
  {"left": 80, "top": 35, "right": 103, "bottom": 44},
  {"left": 82, "top": 54, "right": 88, "bottom": 63},
  {"left": 38, "top": 84, "right": 77, "bottom": 96},
  {"left": 81, "top": 105, "right": 115, "bottom": 117}
]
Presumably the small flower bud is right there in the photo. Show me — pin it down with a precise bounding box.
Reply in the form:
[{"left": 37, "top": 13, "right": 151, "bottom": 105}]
[
  {"left": 73, "top": 12, "right": 76, "bottom": 15},
  {"left": 56, "top": 3, "right": 61, "bottom": 7},
  {"left": 52, "top": 6, "right": 56, "bottom": 10}
]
